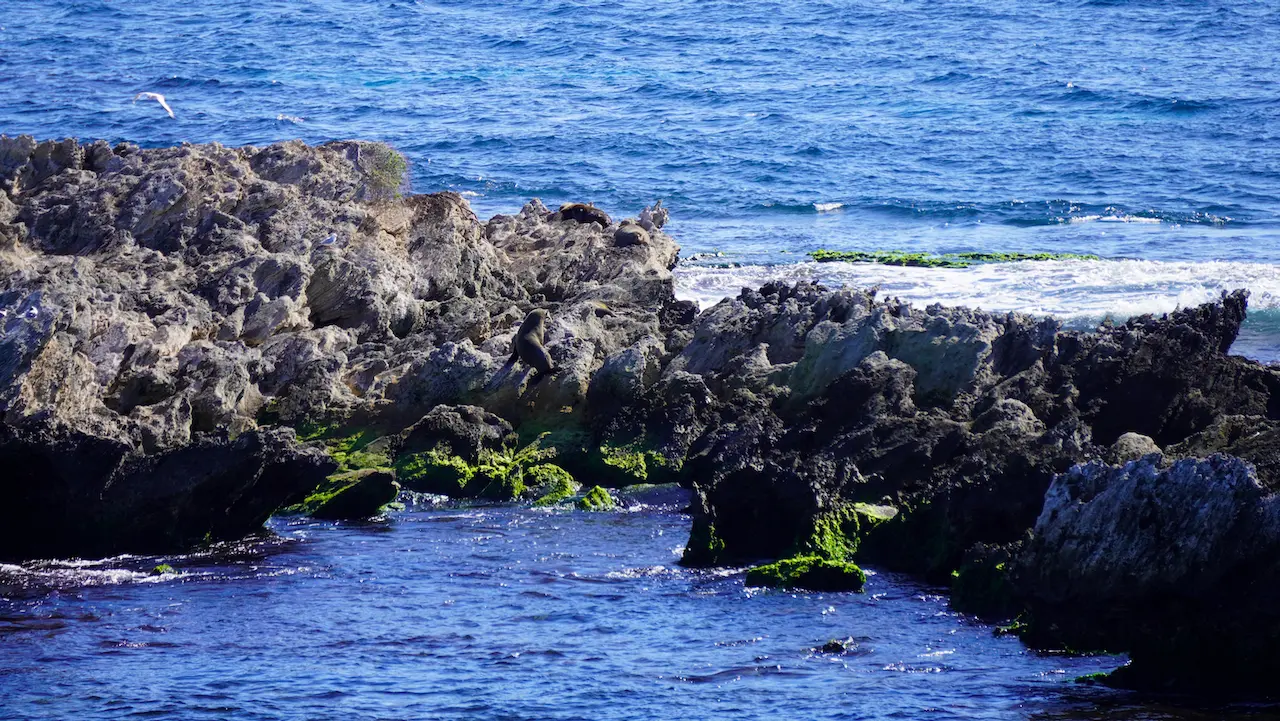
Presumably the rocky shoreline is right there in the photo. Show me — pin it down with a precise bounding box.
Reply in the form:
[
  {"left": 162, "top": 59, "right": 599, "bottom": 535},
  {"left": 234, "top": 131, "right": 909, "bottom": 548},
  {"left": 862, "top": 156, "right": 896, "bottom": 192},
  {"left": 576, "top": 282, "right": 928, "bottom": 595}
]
[{"left": 3, "top": 136, "right": 1279, "bottom": 696}]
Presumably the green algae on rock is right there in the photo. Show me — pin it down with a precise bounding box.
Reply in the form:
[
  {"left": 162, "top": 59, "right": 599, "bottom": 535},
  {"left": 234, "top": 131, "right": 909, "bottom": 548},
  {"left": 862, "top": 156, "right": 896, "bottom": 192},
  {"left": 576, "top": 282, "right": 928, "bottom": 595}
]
[
  {"left": 597, "top": 441, "right": 676, "bottom": 484},
  {"left": 394, "top": 448, "right": 476, "bottom": 496},
  {"left": 745, "top": 555, "right": 867, "bottom": 592},
  {"left": 808, "top": 249, "right": 1100, "bottom": 267},
  {"left": 680, "top": 519, "right": 728, "bottom": 566},
  {"left": 472, "top": 435, "right": 558, "bottom": 501},
  {"left": 803, "top": 502, "right": 898, "bottom": 561},
  {"left": 150, "top": 564, "right": 177, "bottom": 576},
  {"left": 298, "top": 425, "right": 391, "bottom": 474},
  {"left": 529, "top": 464, "right": 580, "bottom": 507},
  {"left": 576, "top": 485, "right": 616, "bottom": 511},
  {"left": 391, "top": 434, "right": 562, "bottom": 502},
  {"left": 282, "top": 468, "right": 400, "bottom": 520}
]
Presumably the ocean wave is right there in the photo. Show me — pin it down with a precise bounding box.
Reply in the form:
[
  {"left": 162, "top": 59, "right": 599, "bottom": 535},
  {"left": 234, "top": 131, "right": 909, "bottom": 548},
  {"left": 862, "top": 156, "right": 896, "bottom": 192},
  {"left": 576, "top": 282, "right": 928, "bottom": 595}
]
[
  {"left": 673, "top": 257, "right": 1280, "bottom": 327},
  {"left": 737, "top": 199, "right": 1242, "bottom": 227}
]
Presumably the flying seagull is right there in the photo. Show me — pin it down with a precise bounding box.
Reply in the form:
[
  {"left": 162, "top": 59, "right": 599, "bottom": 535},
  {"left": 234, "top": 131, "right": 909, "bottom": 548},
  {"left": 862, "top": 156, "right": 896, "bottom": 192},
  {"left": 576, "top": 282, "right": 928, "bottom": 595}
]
[{"left": 133, "top": 92, "right": 175, "bottom": 119}]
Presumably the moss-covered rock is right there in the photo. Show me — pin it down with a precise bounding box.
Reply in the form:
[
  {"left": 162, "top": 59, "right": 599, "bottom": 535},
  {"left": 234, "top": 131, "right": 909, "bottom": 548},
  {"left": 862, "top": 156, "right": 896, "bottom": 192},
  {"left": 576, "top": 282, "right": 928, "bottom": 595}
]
[
  {"left": 296, "top": 424, "right": 391, "bottom": 473},
  {"left": 391, "top": 434, "right": 560, "bottom": 502},
  {"left": 680, "top": 518, "right": 728, "bottom": 566},
  {"left": 745, "top": 555, "right": 867, "bottom": 592},
  {"left": 472, "top": 435, "right": 558, "bottom": 501},
  {"left": 395, "top": 448, "right": 477, "bottom": 496},
  {"left": 283, "top": 468, "right": 400, "bottom": 520},
  {"left": 598, "top": 442, "right": 674, "bottom": 484},
  {"left": 576, "top": 485, "right": 616, "bottom": 511},
  {"left": 529, "top": 464, "right": 580, "bottom": 506},
  {"left": 150, "top": 564, "right": 176, "bottom": 576}
]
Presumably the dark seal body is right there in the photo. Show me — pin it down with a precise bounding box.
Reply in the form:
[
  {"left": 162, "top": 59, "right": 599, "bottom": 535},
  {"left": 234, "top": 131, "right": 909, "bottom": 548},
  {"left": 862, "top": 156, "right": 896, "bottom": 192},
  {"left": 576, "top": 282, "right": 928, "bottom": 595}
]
[
  {"left": 614, "top": 220, "right": 650, "bottom": 247},
  {"left": 554, "top": 203, "right": 611, "bottom": 228},
  {"left": 510, "top": 309, "right": 556, "bottom": 380}
]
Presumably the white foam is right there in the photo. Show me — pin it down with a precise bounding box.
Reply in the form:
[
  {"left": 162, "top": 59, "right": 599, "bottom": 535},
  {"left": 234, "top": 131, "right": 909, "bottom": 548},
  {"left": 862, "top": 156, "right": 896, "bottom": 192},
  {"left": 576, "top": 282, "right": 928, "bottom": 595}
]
[
  {"left": 674, "top": 258, "right": 1280, "bottom": 323},
  {"left": 814, "top": 202, "right": 844, "bottom": 213},
  {"left": 1071, "top": 215, "right": 1159, "bottom": 224}
]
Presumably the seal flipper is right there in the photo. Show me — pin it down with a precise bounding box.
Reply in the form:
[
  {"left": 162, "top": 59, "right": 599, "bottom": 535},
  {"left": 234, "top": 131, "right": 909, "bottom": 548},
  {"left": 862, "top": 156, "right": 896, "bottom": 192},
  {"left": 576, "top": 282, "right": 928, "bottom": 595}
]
[{"left": 527, "top": 366, "right": 558, "bottom": 387}]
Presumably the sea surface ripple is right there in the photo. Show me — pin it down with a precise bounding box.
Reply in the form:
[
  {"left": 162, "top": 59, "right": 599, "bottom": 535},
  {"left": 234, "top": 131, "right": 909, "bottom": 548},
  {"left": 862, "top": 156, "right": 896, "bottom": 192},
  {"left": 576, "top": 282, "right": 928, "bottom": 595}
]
[{"left": 6, "top": 494, "right": 1268, "bottom": 721}]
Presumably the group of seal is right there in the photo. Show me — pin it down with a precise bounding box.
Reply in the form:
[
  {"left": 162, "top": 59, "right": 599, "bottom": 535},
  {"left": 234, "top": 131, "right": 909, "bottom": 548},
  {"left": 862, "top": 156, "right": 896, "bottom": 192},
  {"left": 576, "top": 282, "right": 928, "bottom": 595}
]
[{"left": 509, "top": 309, "right": 557, "bottom": 386}]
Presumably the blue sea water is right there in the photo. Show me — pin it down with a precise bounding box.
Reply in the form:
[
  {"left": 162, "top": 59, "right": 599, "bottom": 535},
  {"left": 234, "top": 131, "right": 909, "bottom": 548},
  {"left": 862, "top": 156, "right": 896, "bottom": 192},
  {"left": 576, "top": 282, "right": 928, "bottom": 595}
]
[
  {"left": 0, "top": 494, "right": 1248, "bottom": 721},
  {"left": 2, "top": 0, "right": 1280, "bottom": 358},
  {"left": 3, "top": 4, "right": 1280, "bottom": 717}
]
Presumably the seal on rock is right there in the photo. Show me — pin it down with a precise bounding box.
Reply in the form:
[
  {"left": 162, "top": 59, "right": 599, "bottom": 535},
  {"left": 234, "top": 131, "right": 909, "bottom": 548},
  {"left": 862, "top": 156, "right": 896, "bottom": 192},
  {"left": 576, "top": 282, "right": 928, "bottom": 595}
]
[
  {"left": 553, "top": 203, "right": 611, "bottom": 228},
  {"left": 614, "top": 220, "right": 650, "bottom": 247},
  {"left": 509, "top": 309, "right": 557, "bottom": 385}
]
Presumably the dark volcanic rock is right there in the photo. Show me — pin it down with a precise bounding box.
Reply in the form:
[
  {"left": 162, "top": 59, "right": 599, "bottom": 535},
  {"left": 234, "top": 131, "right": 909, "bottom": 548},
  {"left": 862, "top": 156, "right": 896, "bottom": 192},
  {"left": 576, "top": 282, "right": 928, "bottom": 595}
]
[
  {"left": 1012, "top": 455, "right": 1280, "bottom": 694},
  {"left": 310, "top": 469, "right": 400, "bottom": 521},
  {"left": 0, "top": 421, "right": 333, "bottom": 561},
  {"left": 675, "top": 283, "right": 1280, "bottom": 580},
  {"left": 669, "top": 281, "right": 1280, "bottom": 694}
]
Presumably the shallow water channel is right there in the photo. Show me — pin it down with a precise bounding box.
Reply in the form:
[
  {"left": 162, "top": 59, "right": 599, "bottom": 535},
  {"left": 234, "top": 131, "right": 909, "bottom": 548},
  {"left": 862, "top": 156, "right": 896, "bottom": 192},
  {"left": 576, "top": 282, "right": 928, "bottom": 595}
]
[{"left": 1, "top": 489, "right": 1275, "bottom": 720}]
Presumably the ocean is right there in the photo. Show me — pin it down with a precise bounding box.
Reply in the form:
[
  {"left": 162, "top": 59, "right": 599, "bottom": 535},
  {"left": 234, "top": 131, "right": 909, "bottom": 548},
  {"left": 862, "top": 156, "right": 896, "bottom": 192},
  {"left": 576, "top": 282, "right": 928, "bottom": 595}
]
[{"left": 2, "top": 0, "right": 1278, "bottom": 358}]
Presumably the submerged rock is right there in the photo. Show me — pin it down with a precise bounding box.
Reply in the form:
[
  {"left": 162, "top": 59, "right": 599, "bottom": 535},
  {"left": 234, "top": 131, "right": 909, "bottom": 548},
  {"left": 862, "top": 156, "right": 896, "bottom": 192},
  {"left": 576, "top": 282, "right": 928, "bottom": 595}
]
[{"left": 745, "top": 556, "right": 867, "bottom": 592}]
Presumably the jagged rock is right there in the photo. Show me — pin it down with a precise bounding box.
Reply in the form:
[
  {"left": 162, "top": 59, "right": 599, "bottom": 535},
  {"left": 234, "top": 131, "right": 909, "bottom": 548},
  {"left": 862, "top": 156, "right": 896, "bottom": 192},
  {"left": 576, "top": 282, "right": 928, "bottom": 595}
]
[
  {"left": 678, "top": 285, "right": 1280, "bottom": 585},
  {"left": 1012, "top": 455, "right": 1280, "bottom": 694},
  {"left": 0, "top": 137, "right": 692, "bottom": 560},
  {"left": 1167, "top": 415, "right": 1280, "bottom": 488}
]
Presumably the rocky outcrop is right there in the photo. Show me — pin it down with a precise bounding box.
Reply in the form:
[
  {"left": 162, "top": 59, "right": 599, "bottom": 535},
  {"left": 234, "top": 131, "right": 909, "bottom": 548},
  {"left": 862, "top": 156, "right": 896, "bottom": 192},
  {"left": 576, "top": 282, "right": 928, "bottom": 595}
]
[
  {"left": 672, "top": 282, "right": 1280, "bottom": 579},
  {"left": 0, "top": 136, "right": 689, "bottom": 559},
  {"left": 1012, "top": 455, "right": 1280, "bottom": 694},
  {"left": 6, "top": 134, "right": 1280, "bottom": 695},
  {"left": 663, "top": 279, "right": 1280, "bottom": 694}
]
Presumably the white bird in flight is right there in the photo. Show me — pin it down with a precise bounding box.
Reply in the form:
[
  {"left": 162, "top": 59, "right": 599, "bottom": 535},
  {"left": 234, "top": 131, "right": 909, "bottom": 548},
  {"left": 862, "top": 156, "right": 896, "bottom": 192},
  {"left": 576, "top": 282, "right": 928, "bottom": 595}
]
[{"left": 133, "top": 92, "right": 175, "bottom": 118}]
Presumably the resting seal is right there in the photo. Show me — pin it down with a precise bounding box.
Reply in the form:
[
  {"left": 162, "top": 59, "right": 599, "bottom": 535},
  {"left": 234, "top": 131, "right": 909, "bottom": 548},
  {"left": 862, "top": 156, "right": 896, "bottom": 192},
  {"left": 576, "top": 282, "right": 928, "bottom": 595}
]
[
  {"left": 554, "top": 203, "right": 611, "bottom": 228},
  {"left": 509, "top": 309, "right": 556, "bottom": 384},
  {"left": 614, "top": 220, "right": 649, "bottom": 247}
]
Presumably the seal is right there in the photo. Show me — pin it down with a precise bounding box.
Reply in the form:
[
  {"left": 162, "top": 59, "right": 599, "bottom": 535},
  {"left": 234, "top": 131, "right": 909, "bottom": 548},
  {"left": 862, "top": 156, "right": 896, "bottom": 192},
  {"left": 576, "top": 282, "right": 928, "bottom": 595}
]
[
  {"left": 509, "top": 309, "right": 556, "bottom": 385},
  {"left": 554, "top": 203, "right": 611, "bottom": 228},
  {"left": 614, "top": 220, "right": 649, "bottom": 247}
]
